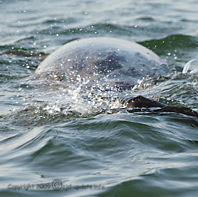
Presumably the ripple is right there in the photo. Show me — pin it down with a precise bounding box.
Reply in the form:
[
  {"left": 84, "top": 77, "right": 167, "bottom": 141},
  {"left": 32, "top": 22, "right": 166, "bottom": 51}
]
[{"left": 1, "top": 0, "right": 198, "bottom": 196}]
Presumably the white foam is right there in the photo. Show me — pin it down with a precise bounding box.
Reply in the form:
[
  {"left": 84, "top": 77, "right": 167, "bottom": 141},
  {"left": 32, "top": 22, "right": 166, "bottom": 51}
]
[{"left": 182, "top": 59, "right": 198, "bottom": 74}]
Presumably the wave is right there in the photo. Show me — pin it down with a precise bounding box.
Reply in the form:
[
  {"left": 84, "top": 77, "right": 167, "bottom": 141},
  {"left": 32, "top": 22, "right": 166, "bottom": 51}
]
[{"left": 140, "top": 34, "right": 198, "bottom": 57}]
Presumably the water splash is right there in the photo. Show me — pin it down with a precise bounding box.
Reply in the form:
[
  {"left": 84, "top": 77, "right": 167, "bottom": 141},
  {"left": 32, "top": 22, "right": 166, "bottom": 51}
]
[{"left": 183, "top": 59, "right": 198, "bottom": 74}]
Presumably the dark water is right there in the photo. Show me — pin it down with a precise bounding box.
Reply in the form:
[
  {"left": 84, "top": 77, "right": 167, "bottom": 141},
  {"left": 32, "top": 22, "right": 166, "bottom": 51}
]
[{"left": 1, "top": 0, "right": 198, "bottom": 196}]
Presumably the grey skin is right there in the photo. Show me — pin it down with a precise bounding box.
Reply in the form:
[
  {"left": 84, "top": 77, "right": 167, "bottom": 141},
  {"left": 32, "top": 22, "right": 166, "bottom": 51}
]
[
  {"left": 34, "top": 37, "right": 198, "bottom": 117},
  {"left": 34, "top": 37, "right": 166, "bottom": 89}
]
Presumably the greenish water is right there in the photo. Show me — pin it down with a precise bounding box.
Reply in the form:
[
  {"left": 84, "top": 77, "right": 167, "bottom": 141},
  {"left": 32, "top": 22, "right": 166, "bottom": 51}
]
[{"left": 0, "top": 0, "right": 198, "bottom": 196}]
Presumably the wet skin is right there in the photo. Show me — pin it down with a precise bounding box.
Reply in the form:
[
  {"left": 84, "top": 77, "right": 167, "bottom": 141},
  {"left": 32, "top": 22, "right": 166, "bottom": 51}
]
[{"left": 126, "top": 96, "right": 198, "bottom": 117}]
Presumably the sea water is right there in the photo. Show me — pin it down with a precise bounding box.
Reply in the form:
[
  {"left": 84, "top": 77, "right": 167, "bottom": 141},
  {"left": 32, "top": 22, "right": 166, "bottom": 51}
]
[{"left": 0, "top": 0, "right": 198, "bottom": 196}]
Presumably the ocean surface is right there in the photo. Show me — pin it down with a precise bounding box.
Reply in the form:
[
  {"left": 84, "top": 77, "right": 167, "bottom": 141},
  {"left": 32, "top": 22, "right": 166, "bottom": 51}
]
[{"left": 0, "top": 0, "right": 198, "bottom": 196}]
